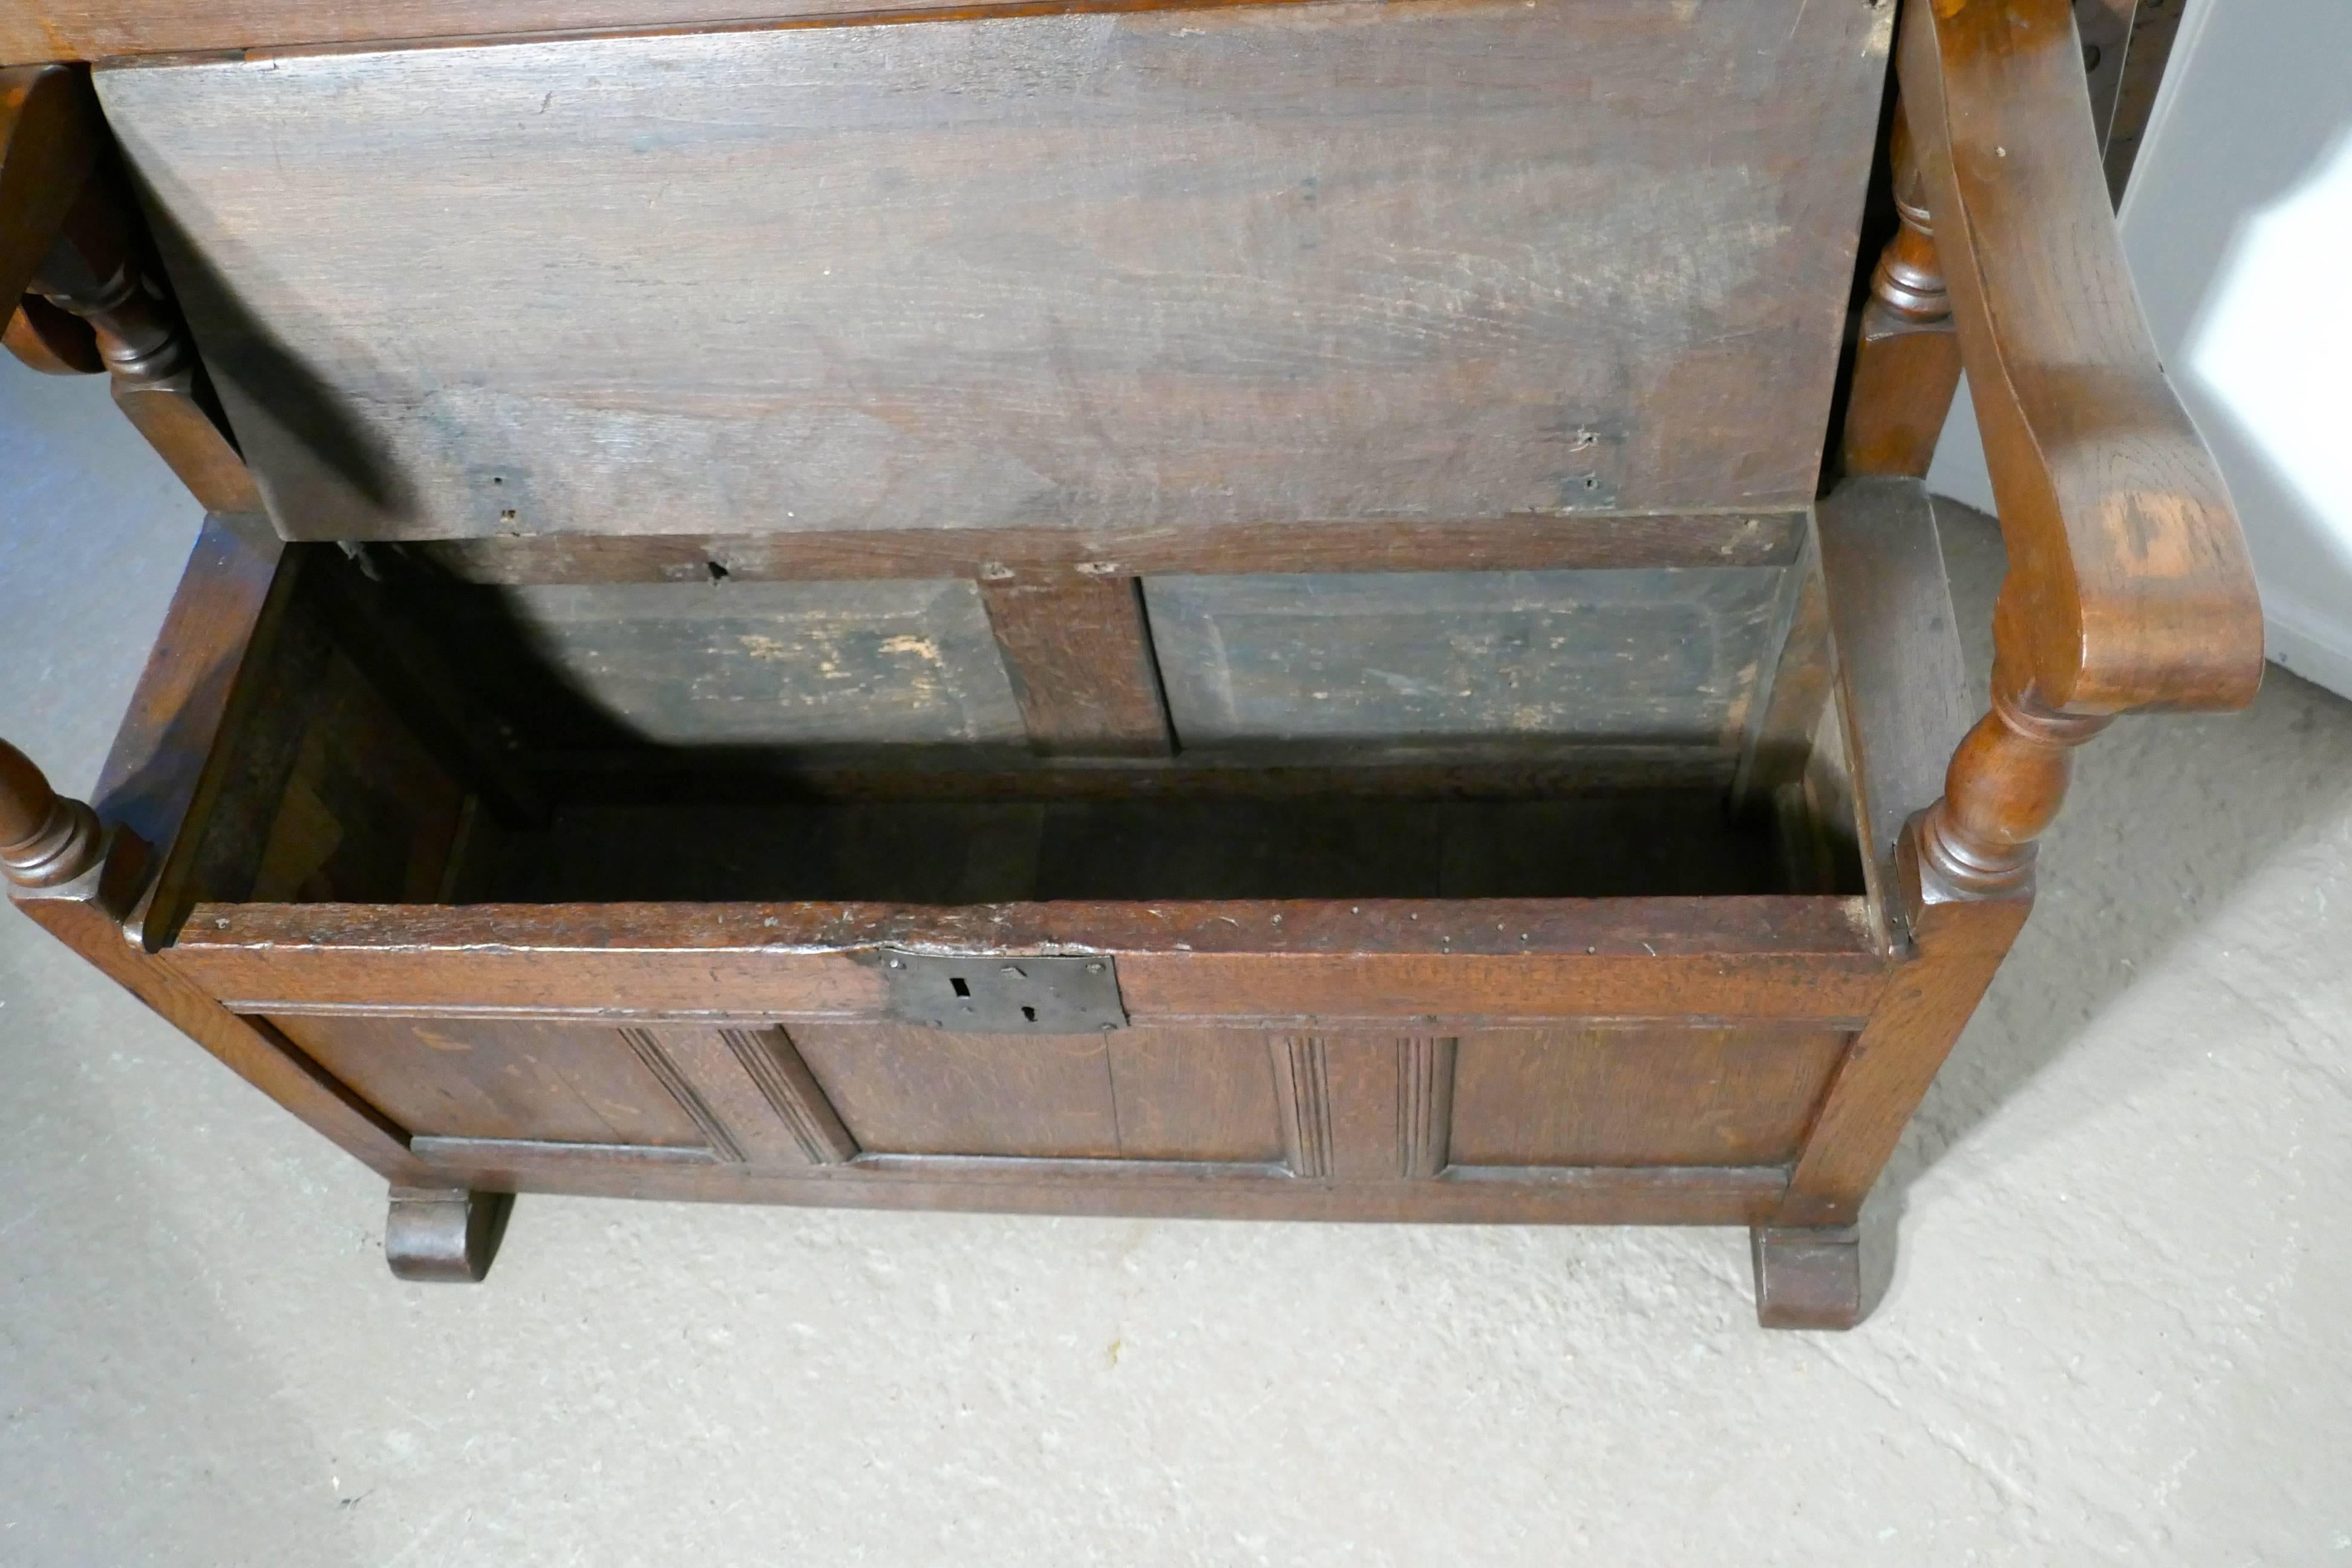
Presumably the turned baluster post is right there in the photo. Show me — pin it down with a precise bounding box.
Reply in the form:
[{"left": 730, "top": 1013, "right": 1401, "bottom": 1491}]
[
  {"left": 0, "top": 740, "right": 104, "bottom": 891},
  {"left": 1904, "top": 590, "right": 2113, "bottom": 903},
  {"left": 1841, "top": 107, "right": 1964, "bottom": 479},
  {"left": 22, "top": 174, "right": 260, "bottom": 514},
  {"left": 1872, "top": 111, "right": 1949, "bottom": 324},
  {"left": 1, "top": 64, "right": 259, "bottom": 514}
]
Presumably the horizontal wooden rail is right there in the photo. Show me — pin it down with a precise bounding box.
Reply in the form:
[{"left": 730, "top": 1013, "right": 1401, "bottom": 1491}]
[
  {"left": 162, "top": 895, "right": 1893, "bottom": 1024},
  {"left": 405, "top": 1135, "right": 1791, "bottom": 1224}
]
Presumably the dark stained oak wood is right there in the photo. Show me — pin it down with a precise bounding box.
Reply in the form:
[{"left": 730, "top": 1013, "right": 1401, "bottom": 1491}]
[
  {"left": 1731, "top": 526, "right": 1834, "bottom": 808},
  {"left": 1446, "top": 1025, "right": 1849, "bottom": 1170},
  {"left": 1395, "top": 1035, "right": 1454, "bottom": 1180},
  {"left": 97, "top": 0, "right": 1887, "bottom": 544},
  {"left": 1776, "top": 863, "right": 2030, "bottom": 1230},
  {"left": 1814, "top": 479, "right": 1977, "bottom": 936},
  {"left": 91, "top": 517, "right": 284, "bottom": 877},
  {"left": 1105, "top": 1029, "right": 1284, "bottom": 1164},
  {"left": 1750, "top": 1224, "right": 1864, "bottom": 1330},
  {"left": 1899, "top": 0, "right": 2261, "bottom": 716},
  {"left": 654, "top": 1025, "right": 861, "bottom": 1166},
  {"left": 791, "top": 1024, "right": 1124, "bottom": 1159},
  {"left": 1840, "top": 109, "right": 1963, "bottom": 482},
  {"left": 0, "top": 65, "right": 101, "bottom": 306},
  {"left": 159, "top": 897, "right": 1893, "bottom": 1025},
  {"left": 1, "top": 739, "right": 103, "bottom": 890},
  {"left": 1781, "top": 477, "right": 2031, "bottom": 1238},
  {"left": 11, "top": 828, "right": 429, "bottom": 1182},
  {"left": 384, "top": 1186, "right": 512, "bottom": 1282},
  {"left": 1270, "top": 1035, "right": 1333, "bottom": 1178},
  {"left": 269, "top": 1013, "right": 717, "bottom": 1149},
  {"left": 0, "top": 0, "right": 2262, "bottom": 1331},
  {"left": 1, "top": 64, "right": 260, "bottom": 513},
  {"left": 4, "top": 290, "right": 100, "bottom": 373},
  {"left": 775, "top": 1024, "right": 1283, "bottom": 1162},
  {"left": 1909, "top": 599, "right": 2114, "bottom": 900},
  {"left": 981, "top": 576, "right": 1172, "bottom": 759},
  {"left": 1889, "top": 0, "right": 2261, "bottom": 912}
]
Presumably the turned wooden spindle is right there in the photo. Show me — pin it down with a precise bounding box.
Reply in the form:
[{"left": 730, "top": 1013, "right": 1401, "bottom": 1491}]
[
  {"left": 1906, "top": 590, "right": 2112, "bottom": 901},
  {"left": 1840, "top": 107, "right": 1964, "bottom": 479},
  {"left": 0, "top": 739, "right": 103, "bottom": 890},
  {"left": 28, "top": 174, "right": 262, "bottom": 514},
  {"left": 33, "top": 177, "right": 190, "bottom": 385},
  {"left": 1869, "top": 112, "right": 1949, "bottom": 324},
  {"left": 1, "top": 64, "right": 259, "bottom": 513}
]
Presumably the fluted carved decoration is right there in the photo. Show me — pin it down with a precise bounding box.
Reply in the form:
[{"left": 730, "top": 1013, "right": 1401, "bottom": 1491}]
[
  {"left": 1906, "top": 590, "right": 2112, "bottom": 902},
  {"left": 0, "top": 739, "right": 102, "bottom": 889}
]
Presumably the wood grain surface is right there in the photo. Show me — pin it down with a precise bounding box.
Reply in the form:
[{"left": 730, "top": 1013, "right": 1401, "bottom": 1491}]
[
  {"left": 1148, "top": 567, "right": 1783, "bottom": 754},
  {"left": 480, "top": 578, "right": 1027, "bottom": 748},
  {"left": 1446, "top": 1024, "right": 1848, "bottom": 1169},
  {"left": 96, "top": 0, "right": 1887, "bottom": 543},
  {"left": 2, "top": 0, "right": 1238, "bottom": 63},
  {"left": 1898, "top": 0, "right": 2261, "bottom": 714},
  {"left": 160, "top": 895, "right": 1890, "bottom": 1024},
  {"left": 270, "top": 1013, "right": 714, "bottom": 1148},
  {"left": 1814, "top": 479, "right": 1974, "bottom": 936},
  {"left": 417, "top": 509, "right": 1805, "bottom": 586},
  {"left": 980, "top": 575, "right": 1173, "bottom": 758}
]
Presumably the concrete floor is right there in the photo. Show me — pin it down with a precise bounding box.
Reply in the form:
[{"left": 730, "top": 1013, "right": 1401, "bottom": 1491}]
[{"left": 4, "top": 358, "right": 2351, "bottom": 1566}]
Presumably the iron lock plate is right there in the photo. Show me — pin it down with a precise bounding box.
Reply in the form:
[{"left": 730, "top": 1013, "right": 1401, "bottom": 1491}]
[{"left": 867, "top": 950, "right": 1128, "bottom": 1034}]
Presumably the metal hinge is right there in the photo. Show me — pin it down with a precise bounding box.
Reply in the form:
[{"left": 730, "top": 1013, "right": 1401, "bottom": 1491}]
[{"left": 867, "top": 950, "right": 1128, "bottom": 1034}]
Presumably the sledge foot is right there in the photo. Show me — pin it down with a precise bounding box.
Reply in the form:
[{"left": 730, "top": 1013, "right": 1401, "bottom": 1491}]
[
  {"left": 385, "top": 1186, "right": 512, "bottom": 1282},
  {"left": 1751, "top": 1223, "right": 1866, "bottom": 1330}
]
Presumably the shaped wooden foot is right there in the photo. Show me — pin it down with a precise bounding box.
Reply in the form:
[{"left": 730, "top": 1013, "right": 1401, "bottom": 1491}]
[
  {"left": 385, "top": 1186, "right": 512, "bottom": 1282},
  {"left": 1750, "top": 1224, "right": 1865, "bottom": 1330}
]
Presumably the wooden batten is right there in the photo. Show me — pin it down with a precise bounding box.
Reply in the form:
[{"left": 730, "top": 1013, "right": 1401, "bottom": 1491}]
[{"left": 417, "top": 511, "right": 1806, "bottom": 587}]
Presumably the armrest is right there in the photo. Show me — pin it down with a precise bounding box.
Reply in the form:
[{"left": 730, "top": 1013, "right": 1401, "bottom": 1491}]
[{"left": 1898, "top": 0, "right": 2262, "bottom": 716}]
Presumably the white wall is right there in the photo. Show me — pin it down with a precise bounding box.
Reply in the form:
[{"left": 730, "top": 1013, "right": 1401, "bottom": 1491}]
[{"left": 1926, "top": 0, "right": 2352, "bottom": 698}]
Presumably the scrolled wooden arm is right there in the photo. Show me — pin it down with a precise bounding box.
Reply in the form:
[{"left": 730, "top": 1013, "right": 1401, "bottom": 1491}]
[
  {"left": 1898, "top": 0, "right": 2263, "bottom": 719},
  {"left": 1891, "top": 0, "right": 2264, "bottom": 907}
]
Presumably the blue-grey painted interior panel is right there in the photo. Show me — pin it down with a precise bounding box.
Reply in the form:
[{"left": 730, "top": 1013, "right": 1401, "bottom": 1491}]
[{"left": 1146, "top": 568, "right": 1783, "bottom": 752}]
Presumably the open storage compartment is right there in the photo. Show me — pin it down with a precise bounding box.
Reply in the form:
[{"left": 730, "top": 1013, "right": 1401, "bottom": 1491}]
[
  {"left": 2, "top": 0, "right": 2258, "bottom": 1328},
  {"left": 132, "top": 526, "right": 1895, "bottom": 1227}
]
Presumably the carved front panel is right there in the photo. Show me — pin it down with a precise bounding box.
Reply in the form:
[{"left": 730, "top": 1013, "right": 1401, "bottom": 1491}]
[{"left": 265, "top": 1014, "right": 1851, "bottom": 1178}]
